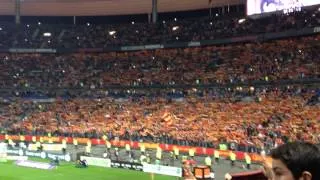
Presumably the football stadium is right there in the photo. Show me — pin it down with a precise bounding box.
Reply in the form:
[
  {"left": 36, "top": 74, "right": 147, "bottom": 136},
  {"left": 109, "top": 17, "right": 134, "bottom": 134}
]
[{"left": 0, "top": 0, "right": 320, "bottom": 179}]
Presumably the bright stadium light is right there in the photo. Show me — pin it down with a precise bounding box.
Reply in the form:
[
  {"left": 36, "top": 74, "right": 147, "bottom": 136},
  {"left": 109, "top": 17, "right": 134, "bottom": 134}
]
[
  {"left": 172, "top": 26, "right": 179, "bottom": 31},
  {"left": 210, "top": 22, "right": 213, "bottom": 25},
  {"left": 131, "top": 21, "right": 135, "bottom": 25},
  {"left": 238, "top": 18, "right": 246, "bottom": 24},
  {"left": 109, "top": 31, "right": 116, "bottom": 35},
  {"left": 174, "top": 18, "right": 177, "bottom": 21},
  {"left": 38, "top": 22, "right": 41, "bottom": 25},
  {"left": 43, "top": 32, "right": 51, "bottom": 37}
]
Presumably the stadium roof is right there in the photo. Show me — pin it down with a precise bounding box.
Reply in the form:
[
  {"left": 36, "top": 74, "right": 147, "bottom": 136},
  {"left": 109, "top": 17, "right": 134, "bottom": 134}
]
[{"left": 0, "top": 0, "right": 244, "bottom": 16}]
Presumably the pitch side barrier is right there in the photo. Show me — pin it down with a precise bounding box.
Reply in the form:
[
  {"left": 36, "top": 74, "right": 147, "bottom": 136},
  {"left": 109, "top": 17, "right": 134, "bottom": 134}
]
[
  {"left": 1, "top": 26, "right": 319, "bottom": 53},
  {"left": 1, "top": 135, "right": 272, "bottom": 164},
  {"left": 7, "top": 148, "right": 71, "bottom": 161},
  {"left": 75, "top": 156, "right": 182, "bottom": 177}
]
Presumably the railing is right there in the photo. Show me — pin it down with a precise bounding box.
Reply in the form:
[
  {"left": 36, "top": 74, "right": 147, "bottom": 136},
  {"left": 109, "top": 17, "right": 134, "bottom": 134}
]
[{"left": 0, "top": 78, "right": 319, "bottom": 91}]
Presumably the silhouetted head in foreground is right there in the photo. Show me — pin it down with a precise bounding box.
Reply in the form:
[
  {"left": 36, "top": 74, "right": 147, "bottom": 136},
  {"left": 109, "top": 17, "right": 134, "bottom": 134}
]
[{"left": 270, "top": 142, "right": 320, "bottom": 180}]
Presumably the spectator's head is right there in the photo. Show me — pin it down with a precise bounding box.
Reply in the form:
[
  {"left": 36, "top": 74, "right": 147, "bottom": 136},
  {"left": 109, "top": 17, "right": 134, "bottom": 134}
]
[{"left": 270, "top": 142, "right": 320, "bottom": 180}]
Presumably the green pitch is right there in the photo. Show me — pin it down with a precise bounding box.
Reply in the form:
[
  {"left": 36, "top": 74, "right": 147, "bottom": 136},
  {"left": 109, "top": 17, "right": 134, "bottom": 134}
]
[{"left": 0, "top": 160, "right": 176, "bottom": 180}]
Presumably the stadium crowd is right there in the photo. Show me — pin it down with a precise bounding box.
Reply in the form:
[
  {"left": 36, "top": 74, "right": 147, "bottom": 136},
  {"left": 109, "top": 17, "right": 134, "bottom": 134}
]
[
  {"left": 0, "top": 6, "right": 319, "bottom": 155},
  {"left": 0, "top": 35, "right": 319, "bottom": 90},
  {"left": 0, "top": 6, "right": 319, "bottom": 48},
  {"left": 0, "top": 35, "right": 318, "bottom": 153},
  {"left": 0, "top": 85, "right": 319, "bottom": 153}
]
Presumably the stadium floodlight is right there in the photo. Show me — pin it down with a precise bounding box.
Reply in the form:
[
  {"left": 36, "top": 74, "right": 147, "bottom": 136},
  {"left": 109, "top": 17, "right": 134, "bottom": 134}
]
[
  {"left": 43, "top": 32, "right": 51, "bottom": 37},
  {"left": 172, "top": 26, "right": 179, "bottom": 31},
  {"left": 109, "top": 31, "right": 116, "bottom": 35},
  {"left": 238, "top": 18, "right": 246, "bottom": 24}
]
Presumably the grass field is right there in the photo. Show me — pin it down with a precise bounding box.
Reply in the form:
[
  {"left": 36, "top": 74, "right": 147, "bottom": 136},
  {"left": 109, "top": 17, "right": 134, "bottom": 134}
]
[{"left": 0, "top": 159, "right": 176, "bottom": 180}]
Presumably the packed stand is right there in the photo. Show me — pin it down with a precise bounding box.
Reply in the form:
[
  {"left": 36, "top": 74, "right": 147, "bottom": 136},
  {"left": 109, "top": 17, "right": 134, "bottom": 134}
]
[
  {"left": 0, "top": 35, "right": 319, "bottom": 90},
  {"left": 0, "top": 6, "right": 319, "bottom": 48},
  {"left": 0, "top": 85, "right": 319, "bottom": 153}
]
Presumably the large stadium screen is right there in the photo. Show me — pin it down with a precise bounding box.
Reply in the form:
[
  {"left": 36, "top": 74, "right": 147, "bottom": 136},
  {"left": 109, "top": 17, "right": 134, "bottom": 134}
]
[{"left": 247, "top": 0, "right": 320, "bottom": 15}]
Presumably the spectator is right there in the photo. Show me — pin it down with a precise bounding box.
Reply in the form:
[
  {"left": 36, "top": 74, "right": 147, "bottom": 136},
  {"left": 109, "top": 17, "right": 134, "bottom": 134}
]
[{"left": 270, "top": 142, "right": 320, "bottom": 180}]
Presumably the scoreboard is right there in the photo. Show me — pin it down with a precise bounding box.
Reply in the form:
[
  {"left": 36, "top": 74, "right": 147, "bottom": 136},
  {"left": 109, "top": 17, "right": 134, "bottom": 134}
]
[{"left": 247, "top": 0, "right": 320, "bottom": 16}]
